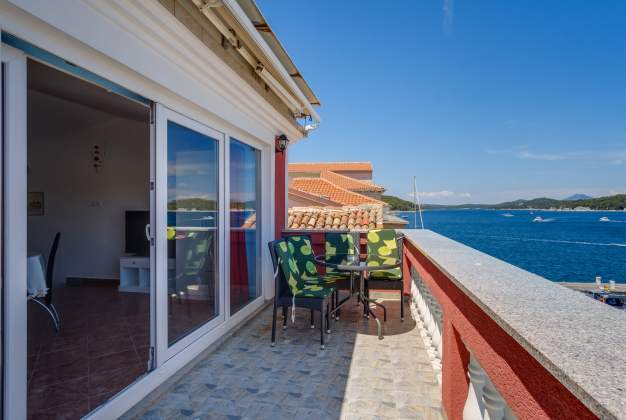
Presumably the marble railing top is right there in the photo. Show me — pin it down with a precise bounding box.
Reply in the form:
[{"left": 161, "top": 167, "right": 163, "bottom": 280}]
[{"left": 401, "top": 229, "right": 626, "bottom": 420}]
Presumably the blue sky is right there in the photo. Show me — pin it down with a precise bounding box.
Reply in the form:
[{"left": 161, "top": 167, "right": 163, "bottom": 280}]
[{"left": 258, "top": 0, "right": 626, "bottom": 204}]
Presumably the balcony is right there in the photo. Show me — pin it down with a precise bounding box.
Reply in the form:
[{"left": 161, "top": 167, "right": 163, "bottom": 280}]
[{"left": 124, "top": 229, "right": 625, "bottom": 420}]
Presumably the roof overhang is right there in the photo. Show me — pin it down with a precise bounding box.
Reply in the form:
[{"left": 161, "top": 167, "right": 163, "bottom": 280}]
[{"left": 194, "top": 0, "right": 320, "bottom": 134}]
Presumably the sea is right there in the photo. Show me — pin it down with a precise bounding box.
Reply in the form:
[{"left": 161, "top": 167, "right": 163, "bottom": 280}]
[{"left": 395, "top": 209, "right": 626, "bottom": 283}]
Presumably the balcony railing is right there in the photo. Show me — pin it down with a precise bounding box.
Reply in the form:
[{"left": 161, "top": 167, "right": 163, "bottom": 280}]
[
  {"left": 401, "top": 229, "right": 625, "bottom": 420},
  {"left": 282, "top": 227, "right": 625, "bottom": 419}
]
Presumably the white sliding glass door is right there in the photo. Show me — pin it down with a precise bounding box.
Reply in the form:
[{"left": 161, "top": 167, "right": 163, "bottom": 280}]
[
  {"left": 229, "top": 138, "right": 262, "bottom": 314},
  {"left": 1, "top": 42, "right": 27, "bottom": 420},
  {"left": 154, "top": 105, "right": 225, "bottom": 364}
]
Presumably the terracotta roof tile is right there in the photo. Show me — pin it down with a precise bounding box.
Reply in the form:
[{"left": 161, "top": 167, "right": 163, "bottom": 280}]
[
  {"left": 319, "top": 171, "right": 385, "bottom": 193},
  {"left": 288, "top": 187, "right": 344, "bottom": 207},
  {"left": 290, "top": 178, "right": 386, "bottom": 206},
  {"left": 288, "top": 162, "right": 373, "bottom": 172},
  {"left": 287, "top": 206, "right": 384, "bottom": 231}
]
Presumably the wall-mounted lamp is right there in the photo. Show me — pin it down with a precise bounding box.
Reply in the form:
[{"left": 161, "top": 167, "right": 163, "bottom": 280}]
[{"left": 275, "top": 134, "right": 289, "bottom": 152}]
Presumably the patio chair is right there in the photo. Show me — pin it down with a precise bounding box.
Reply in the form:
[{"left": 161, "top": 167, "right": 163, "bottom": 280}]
[
  {"left": 365, "top": 229, "right": 404, "bottom": 321},
  {"left": 285, "top": 235, "right": 339, "bottom": 326},
  {"left": 31, "top": 232, "right": 62, "bottom": 331},
  {"left": 268, "top": 239, "right": 336, "bottom": 349},
  {"left": 324, "top": 232, "right": 359, "bottom": 318}
]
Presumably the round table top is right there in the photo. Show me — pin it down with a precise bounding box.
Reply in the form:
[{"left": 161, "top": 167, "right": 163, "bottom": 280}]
[{"left": 314, "top": 253, "right": 401, "bottom": 272}]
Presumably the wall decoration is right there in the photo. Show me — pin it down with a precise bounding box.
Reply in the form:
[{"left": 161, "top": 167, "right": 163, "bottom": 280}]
[
  {"left": 28, "top": 192, "right": 45, "bottom": 216},
  {"left": 92, "top": 144, "right": 105, "bottom": 172}
]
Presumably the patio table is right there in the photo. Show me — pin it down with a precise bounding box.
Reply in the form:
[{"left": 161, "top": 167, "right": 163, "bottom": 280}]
[{"left": 314, "top": 253, "right": 401, "bottom": 339}]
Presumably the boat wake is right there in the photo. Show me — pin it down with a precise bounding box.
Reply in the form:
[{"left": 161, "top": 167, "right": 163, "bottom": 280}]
[
  {"left": 532, "top": 216, "right": 555, "bottom": 223},
  {"left": 478, "top": 235, "right": 626, "bottom": 248}
]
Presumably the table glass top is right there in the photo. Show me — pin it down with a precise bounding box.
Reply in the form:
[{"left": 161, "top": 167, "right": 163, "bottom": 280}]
[{"left": 315, "top": 253, "right": 401, "bottom": 270}]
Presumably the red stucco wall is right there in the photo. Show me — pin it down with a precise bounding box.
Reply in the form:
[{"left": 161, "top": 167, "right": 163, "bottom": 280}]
[
  {"left": 403, "top": 240, "right": 598, "bottom": 420},
  {"left": 274, "top": 144, "right": 286, "bottom": 239}
]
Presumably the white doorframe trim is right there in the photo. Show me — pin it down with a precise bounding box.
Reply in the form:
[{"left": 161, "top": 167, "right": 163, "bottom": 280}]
[
  {"left": 2, "top": 42, "right": 27, "bottom": 420},
  {"left": 224, "top": 132, "right": 231, "bottom": 322}
]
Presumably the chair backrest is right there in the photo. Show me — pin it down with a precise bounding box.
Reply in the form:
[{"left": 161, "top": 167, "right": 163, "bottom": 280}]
[
  {"left": 46, "top": 232, "right": 61, "bottom": 304},
  {"left": 325, "top": 232, "right": 358, "bottom": 274},
  {"left": 285, "top": 235, "right": 319, "bottom": 279},
  {"left": 268, "top": 239, "right": 303, "bottom": 298},
  {"left": 366, "top": 229, "right": 400, "bottom": 258}
]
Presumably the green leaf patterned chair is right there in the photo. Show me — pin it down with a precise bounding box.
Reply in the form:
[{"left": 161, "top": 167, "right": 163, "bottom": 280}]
[
  {"left": 285, "top": 235, "right": 339, "bottom": 326},
  {"left": 366, "top": 229, "right": 405, "bottom": 321},
  {"left": 324, "top": 232, "right": 358, "bottom": 281},
  {"left": 324, "top": 232, "right": 359, "bottom": 318},
  {"left": 268, "top": 238, "right": 336, "bottom": 349}
]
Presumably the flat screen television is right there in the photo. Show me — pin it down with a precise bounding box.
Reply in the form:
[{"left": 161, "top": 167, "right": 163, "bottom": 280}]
[{"left": 125, "top": 210, "right": 150, "bottom": 257}]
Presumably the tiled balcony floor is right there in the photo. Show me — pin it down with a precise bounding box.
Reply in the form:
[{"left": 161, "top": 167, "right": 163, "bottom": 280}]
[{"left": 133, "top": 293, "right": 443, "bottom": 419}]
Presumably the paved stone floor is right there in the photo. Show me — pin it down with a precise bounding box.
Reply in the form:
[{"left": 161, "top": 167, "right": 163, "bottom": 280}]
[{"left": 132, "top": 293, "right": 443, "bottom": 419}]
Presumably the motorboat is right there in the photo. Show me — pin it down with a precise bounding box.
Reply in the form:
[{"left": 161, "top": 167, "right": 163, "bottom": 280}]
[
  {"left": 599, "top": 216, "right": 610, "bottom": 222},
  {"left": 583, "top": 290, "right": 625, "bottom": 307}
]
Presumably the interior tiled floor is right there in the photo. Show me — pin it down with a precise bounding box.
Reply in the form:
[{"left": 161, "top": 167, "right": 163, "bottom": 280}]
[
  {"left": 27, "top": 285, "right": 151, "bottom": 419},
  {"left": 128, "top": 292, "right": 443, "bottom": 420}
]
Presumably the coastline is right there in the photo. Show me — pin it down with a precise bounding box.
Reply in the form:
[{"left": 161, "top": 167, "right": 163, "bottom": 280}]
[{"left": 392, "top": 208, "right": 626, "bottom": 212}]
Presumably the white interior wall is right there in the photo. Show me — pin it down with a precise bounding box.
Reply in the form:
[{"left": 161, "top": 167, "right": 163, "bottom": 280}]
[{"left": 27, "top": 90, "right": 149, "bottom": 284}]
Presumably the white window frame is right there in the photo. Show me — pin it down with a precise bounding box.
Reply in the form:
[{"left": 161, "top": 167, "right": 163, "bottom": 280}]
[
  {"left": 225, "top": 135, "right": 265, "bottom": 319},
  {"left": 1, "top": 41, "right": 28, "bottom": 420},
  {"left": 154, "top": 104, "right": 227, "bottom": 366}
]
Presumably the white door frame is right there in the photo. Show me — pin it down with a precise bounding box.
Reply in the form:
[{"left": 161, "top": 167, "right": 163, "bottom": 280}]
[
  {"left": 154, "top": 104, "right": 226, "bottom": 366},
  {"left": 1, "top": 42, "right": 28, "bottom": 420}
]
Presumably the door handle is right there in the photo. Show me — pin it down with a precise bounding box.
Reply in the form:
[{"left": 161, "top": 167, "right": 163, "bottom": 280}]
[{"left": 145, "top": 224, "right": 151, "bottom": 242}]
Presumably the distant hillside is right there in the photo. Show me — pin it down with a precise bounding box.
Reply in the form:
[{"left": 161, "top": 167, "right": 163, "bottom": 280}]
[
  {"left": 381, "top": 195, "right": 457, "bottom": 210},
  {"left": 383, "top": 194, "right": 626, "bottom": 211},
  {"left": 381, "top": 195, "right": 415, "bottom": 211},
  {"left": 493, "top": 197, "right": 562, "bottom": 209},
  {"left": 493, "top": 195, "right": 626, "bottom": 210},
  {"left": 168, "top": 198, "right": 216, "bottom": 210},
  {"left": 564, "top": 194, "right": 593, "bottom": 201}
]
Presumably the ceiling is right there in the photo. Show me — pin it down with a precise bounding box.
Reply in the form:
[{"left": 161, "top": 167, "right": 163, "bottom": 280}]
[{"left": 28, "top": 59, "right": 149, "bottom": 123}]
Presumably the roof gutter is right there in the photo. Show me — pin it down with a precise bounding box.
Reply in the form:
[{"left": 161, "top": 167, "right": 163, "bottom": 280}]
[
  {"left": 220, "top": 0, "right": 321, "bottom": 125},
  {"left": 191, "top": 0, "right": 320, "bottom": 132}
]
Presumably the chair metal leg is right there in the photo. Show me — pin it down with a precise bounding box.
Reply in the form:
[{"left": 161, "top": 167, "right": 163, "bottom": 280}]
[
  {"left": 326, "top": 302, "right": 331, "bottom": 334},
  {"left": 320, "top": 304, "right": 325, "bottom": 350},
  {"left": 50, "top": 303, "right": 61, "bottom": 324},
  {"left": 31, "top": 299, "right": 59, "bottom": 332},
  {"left": 271, "top": 298, "right": 277, "bottom": 346},
  {"left": 400, "top": 288, "right": 405, "bottom": 321},
  {"left": 334, "top": 290, "right": 340, "bottom": 320},
  {"left": 310, "top": 309, "right": 315, "bottom": 329}
]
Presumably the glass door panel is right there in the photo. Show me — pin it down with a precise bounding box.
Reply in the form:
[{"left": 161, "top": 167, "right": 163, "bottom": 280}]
[
  {"left": 166, "top": 121, "right": 219, "bottom": 345},
  {"left": 155, "top": 104, "right": 224, "bottom": 364},
  {"left": 229, "top": 139, "right": 261, "bottom": 314}
]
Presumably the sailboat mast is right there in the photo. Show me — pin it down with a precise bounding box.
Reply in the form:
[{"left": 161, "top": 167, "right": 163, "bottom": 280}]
[{"left": 413, "top": 176, "right": 424, "bottom": 229}]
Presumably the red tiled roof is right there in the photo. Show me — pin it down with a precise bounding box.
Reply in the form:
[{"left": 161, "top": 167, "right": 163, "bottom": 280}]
[
  {"left": 288, "top": 162, "right": 373, "bottom": 172},
  {"left": 287, "top": 206, "right": 383, "bottom": 231},
  {"left": 290, "top": 178, "right": 386, "bottom": 207},
  {"left": 288, "top": 187, "right": 344, "bottom": 207},
  {"left": 319, "top": 171, "right": 385, "bottom": 193}
]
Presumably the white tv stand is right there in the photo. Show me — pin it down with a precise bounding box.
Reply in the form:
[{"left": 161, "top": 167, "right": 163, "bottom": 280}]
[{"left": 119, "top": 257, "right": 174, "bottom": 293}]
